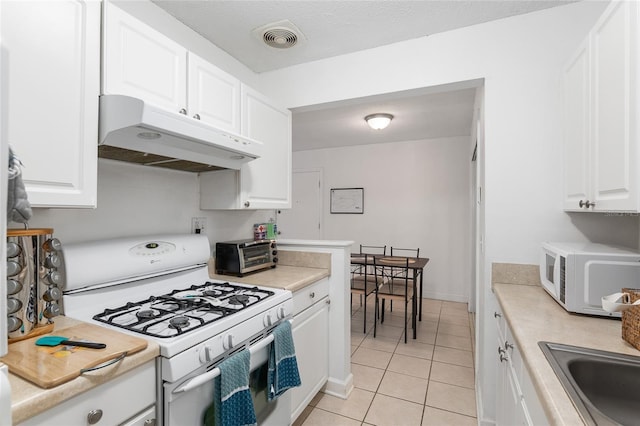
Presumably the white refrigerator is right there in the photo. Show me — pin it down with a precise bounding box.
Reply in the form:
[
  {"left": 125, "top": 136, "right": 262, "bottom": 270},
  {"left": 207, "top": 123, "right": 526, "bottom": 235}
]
[{"left": 1, "top": 4, "right": 14, "bottom": 422}]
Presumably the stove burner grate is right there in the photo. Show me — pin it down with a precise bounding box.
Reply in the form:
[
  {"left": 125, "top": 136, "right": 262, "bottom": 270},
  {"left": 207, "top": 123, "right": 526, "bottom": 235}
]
[{"left": 92, "top": 281, "right": 274, "bottom": 338}]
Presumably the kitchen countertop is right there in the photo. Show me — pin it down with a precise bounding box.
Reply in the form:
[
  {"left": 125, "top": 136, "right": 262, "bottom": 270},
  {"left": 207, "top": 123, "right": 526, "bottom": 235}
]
[
  {"left": 493, "top": 271, "right": 640, "bottom": 425},
  {"left": 6, "top": 316, "right": 159, "bottom": 425},
  {"left": 208, "top": 250, "right": 331, "bottom": 292}
]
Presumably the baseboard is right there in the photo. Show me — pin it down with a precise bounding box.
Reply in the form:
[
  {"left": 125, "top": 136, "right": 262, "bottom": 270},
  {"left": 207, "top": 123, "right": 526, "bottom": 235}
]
[{"left": 323, "top": 373, "right": 354, "bottom": 400}]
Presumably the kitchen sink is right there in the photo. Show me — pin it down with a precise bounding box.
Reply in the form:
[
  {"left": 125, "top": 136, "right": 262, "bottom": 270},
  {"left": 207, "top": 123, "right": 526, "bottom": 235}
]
[{"left": 539, "top": 342, "right": 640, "bottom": 426}]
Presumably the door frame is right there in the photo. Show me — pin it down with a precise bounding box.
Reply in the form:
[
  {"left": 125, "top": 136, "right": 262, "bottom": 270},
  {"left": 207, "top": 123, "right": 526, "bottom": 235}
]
[{"left": 279, "top": 167, "right": 324, "bottom": 239}]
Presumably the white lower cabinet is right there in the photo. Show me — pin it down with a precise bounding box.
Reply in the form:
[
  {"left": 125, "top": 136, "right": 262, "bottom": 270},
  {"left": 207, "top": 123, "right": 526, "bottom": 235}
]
[
  {"left": 1, "top": 0, "right": 100, "bottom": 208},
  {"left": 494, "top": 305, "right": 547, "bottom": 426},
  {"left": 18, "top": 361, "right": 156, "bottom": 426},
  {"left": 290, "top": 278, "right": 329, "bottom": 423}
]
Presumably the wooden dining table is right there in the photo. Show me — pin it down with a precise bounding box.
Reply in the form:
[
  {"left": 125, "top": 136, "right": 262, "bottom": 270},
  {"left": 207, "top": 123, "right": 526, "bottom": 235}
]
[{"left": 350, "top": 253, "right": 430, "bottom": 339}]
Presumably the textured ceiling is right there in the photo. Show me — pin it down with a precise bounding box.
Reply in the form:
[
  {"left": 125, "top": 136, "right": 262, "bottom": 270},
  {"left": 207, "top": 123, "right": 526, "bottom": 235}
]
[
  {"left": 152, "top": 0, "right": 575, "bottom": 73},
  {"left": 150, "top": 1, "right": 574, "bottom": 150}
]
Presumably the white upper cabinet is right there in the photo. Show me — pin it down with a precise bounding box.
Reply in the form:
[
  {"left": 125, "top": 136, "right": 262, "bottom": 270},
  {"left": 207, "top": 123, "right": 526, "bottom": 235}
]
[
  {"left": 199, "top": 87, "right": 292, "bottom": 210},
  {"left": 102, "top": 1, "right": 187, "bottom": 113},
  {"left": 563, "top": 40, "right": 590, "bottom": 211},
  {"left": 563, "top": 0, "right": 639, "bottom": 212},
  {"left": 103, "top": 1, "right": 291, "bottom": 209},
  {"left": 1, "top": 0, "right": 100, "bottom": 208},
  {"left": 240, "top": 86, "right": 292, "bottom": 209},
  {"left": 103, "top": 2, "right": 242, "bottom": 132},
  {"left": 188, "top": 53, "right": 241, "bottom": 133}
]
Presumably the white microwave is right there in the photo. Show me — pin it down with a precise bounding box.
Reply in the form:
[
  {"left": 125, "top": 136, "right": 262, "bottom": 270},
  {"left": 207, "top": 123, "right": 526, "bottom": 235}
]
[{"left": 540, "top": 242, "right": 640, "bottom": 317}]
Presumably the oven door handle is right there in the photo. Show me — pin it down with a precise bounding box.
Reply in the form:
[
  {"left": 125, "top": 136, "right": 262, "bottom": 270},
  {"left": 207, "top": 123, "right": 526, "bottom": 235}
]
[{"left": 172, "top": 320, "right": 291, "bottom": 394}]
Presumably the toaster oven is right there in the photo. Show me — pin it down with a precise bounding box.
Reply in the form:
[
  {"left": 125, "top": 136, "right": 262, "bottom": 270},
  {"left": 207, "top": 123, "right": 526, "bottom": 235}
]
[{"left": 215, "top": 240, "right": 277, "bottom": 276}]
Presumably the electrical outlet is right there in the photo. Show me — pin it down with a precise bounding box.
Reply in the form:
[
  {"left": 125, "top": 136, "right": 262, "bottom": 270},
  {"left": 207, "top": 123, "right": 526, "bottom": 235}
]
[{"left": 191, "top": 217, "right": 206, "bottom": 234}]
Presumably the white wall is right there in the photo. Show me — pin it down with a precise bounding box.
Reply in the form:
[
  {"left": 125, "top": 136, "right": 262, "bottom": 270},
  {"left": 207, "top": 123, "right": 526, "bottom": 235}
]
[
  {"left": 254, "top": 2, "right": 640, "bottom": 423},
  {"left": 294, "top": 136, "right": 471, "bottom": 302},
  {"left": 258, "top": 1, "right": 640, "bottom": 259},
  {"left": 26, "top": 159, "right": 273, "bottom": 246}
]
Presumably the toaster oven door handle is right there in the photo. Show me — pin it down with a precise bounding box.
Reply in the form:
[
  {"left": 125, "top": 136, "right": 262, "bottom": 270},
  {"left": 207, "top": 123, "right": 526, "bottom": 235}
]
[{"left": 172, "top": 320, "right": 292, "bottom": 394}]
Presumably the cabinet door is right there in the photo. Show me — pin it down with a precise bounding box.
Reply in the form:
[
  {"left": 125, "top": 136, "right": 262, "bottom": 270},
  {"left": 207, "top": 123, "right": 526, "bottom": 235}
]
[
  {"left": 290, "top": 299, "right": 329, "bottom": 422},
  {"left": 240, "top": 86, "right": 292, "bottom": 209},
  {"left": 188, "top": 53, "right": 241, "bottom": 133},
  {"left": 591, "top": 0, "right": 637, "bottom": 211},
  {"left": 103, "top": 1, "right": 187, "bottom": 113},
  {"left": 563, "top": 39, "right": 591, "bottom": 211},
  {"left": 2, "top": 0, "right": 99, "bottom": 208}
]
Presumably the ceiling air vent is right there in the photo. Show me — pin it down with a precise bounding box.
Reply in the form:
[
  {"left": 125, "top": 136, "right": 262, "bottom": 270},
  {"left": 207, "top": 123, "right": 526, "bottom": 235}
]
[{"left": 252, "top": 20, "right": 306, "bottom": 50}]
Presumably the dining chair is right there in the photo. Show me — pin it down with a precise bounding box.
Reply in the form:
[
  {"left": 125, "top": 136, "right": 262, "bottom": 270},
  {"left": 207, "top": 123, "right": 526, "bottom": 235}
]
[
  {"left": 352, "top": 244, "right": 388, "bottom": 304},
  {"left": 374, "top": 256, "right": 414, "bottom": 343},
  {"left": 350, "top": 254, "right": 378, "bottom": 333},
  {"left": 359, "top": 244, "right": 387, "bottom": 256},
  {"left": 387, "top": 247, "right": 419, "bottom": 312}
]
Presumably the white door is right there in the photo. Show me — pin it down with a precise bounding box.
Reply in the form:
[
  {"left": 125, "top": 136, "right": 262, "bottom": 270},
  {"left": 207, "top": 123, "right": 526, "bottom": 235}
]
[{"left": 277, "top": 170, "right": 321, "bottom": 239}]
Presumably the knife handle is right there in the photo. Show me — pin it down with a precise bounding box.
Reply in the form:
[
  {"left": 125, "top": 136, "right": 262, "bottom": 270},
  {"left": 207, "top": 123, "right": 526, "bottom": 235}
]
[{"left": 62, "top": 340, "right": 106, "bottom": 349}]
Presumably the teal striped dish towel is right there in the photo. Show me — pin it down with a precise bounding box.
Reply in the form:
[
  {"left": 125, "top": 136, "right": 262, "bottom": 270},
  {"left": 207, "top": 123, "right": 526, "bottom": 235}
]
[
  {"left": 204, "top": 348, "right": 257, "bottom": 426},
  {"left": 267, "top": 321, "right": 301, "bottom": 401}
]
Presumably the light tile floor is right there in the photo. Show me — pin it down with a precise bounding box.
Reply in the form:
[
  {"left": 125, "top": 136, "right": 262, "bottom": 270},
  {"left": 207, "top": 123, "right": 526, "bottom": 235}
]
[{"left": 294, "top": 296, "right": 477, "bottom": 426}]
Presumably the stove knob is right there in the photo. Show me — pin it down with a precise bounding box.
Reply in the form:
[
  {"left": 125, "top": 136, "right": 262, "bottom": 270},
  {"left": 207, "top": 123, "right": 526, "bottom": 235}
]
[
  {"left": 263, "top": 313, "right": 273, "bottom": 327},
  {"left": 6, "top": 242, "right": 21, "bottom": 258},
  {"left": 222, "top": 334, "right": 234, "bottom": 350},
  {"left": 199, "top": 346, "right": 214, "bottom": 363},
  {"left": 277, "top": 306, "right": 286, "bottom": 320}
]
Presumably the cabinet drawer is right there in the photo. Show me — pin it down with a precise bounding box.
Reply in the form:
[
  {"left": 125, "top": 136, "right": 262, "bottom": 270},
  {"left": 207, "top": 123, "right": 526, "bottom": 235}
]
[
  {"left": 292, "top": 278, "right": 329, "bottom": 316},
  {"left": 18, "top": 361, "right": 156, "bottom": 426}
]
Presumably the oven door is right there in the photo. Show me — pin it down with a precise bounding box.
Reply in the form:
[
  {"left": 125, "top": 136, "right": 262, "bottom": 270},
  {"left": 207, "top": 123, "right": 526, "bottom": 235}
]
[{"left": 163, "top": 333, "right": 291, "bottom": 426}]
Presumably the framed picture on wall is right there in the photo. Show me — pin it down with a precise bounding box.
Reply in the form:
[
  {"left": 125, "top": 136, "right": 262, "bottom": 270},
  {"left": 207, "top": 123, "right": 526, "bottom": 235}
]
[{"left": 330, "top": 188, "right": 364, "bottom": 214}]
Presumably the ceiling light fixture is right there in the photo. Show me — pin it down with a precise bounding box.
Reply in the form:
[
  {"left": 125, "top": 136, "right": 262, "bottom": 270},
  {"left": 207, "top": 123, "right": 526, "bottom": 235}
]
[{"left": 365, "top": 113, "right": 393, "bottom": 130}]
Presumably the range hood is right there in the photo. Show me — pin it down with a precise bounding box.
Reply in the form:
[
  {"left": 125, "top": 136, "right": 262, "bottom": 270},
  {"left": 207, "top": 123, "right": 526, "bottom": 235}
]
[{"left": 98, "top": 95, "right": 262, "bottom": 171}]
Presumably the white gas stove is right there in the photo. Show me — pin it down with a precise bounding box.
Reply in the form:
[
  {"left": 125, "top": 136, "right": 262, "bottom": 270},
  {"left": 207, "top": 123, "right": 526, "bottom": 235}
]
[{"left": 61, "top": 234, "right": 293, "bottom": 425}]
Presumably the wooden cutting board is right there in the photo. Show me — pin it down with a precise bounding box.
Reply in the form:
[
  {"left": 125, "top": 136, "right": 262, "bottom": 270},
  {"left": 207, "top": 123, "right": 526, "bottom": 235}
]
[{"left": 0, "top": 322, "right": 148, "bottom": 388}]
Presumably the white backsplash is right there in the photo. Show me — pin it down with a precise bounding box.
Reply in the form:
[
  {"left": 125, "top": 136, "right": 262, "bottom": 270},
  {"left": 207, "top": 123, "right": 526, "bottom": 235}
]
[{"left": 22, "top": 159, "right": 273, "bottom": 247}]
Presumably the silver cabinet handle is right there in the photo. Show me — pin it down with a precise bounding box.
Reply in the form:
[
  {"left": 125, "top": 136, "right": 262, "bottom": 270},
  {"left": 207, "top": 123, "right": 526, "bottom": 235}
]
[
  {"left": 193, "top": 113, "right": 201, "bottom": 120},
  {"left": 87, "top": 409, "right": 103, "bottom": 424},
  {"left": 579, "top": 199, "right": 596, "bottom": 208},
  {"left": 179, "top": 108, "right": 187, "bottom": 115},
  {"left": 309, "top": 292, "right": 315, "bottom": 299},
  {"left": 505, "top": 341, "right": 514, "bottom": 350},
  {"left": 244, "top": 201, "right": 250, "bottom": 208},
  {"left": 499, "top": 354, "right": 508, "bottom": 363},
  {"left": 494, "top": 312, "right": 501, "bottom": 318},
  {"left": 498, "top": 346, "right": 506, "bottom": 355}
]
